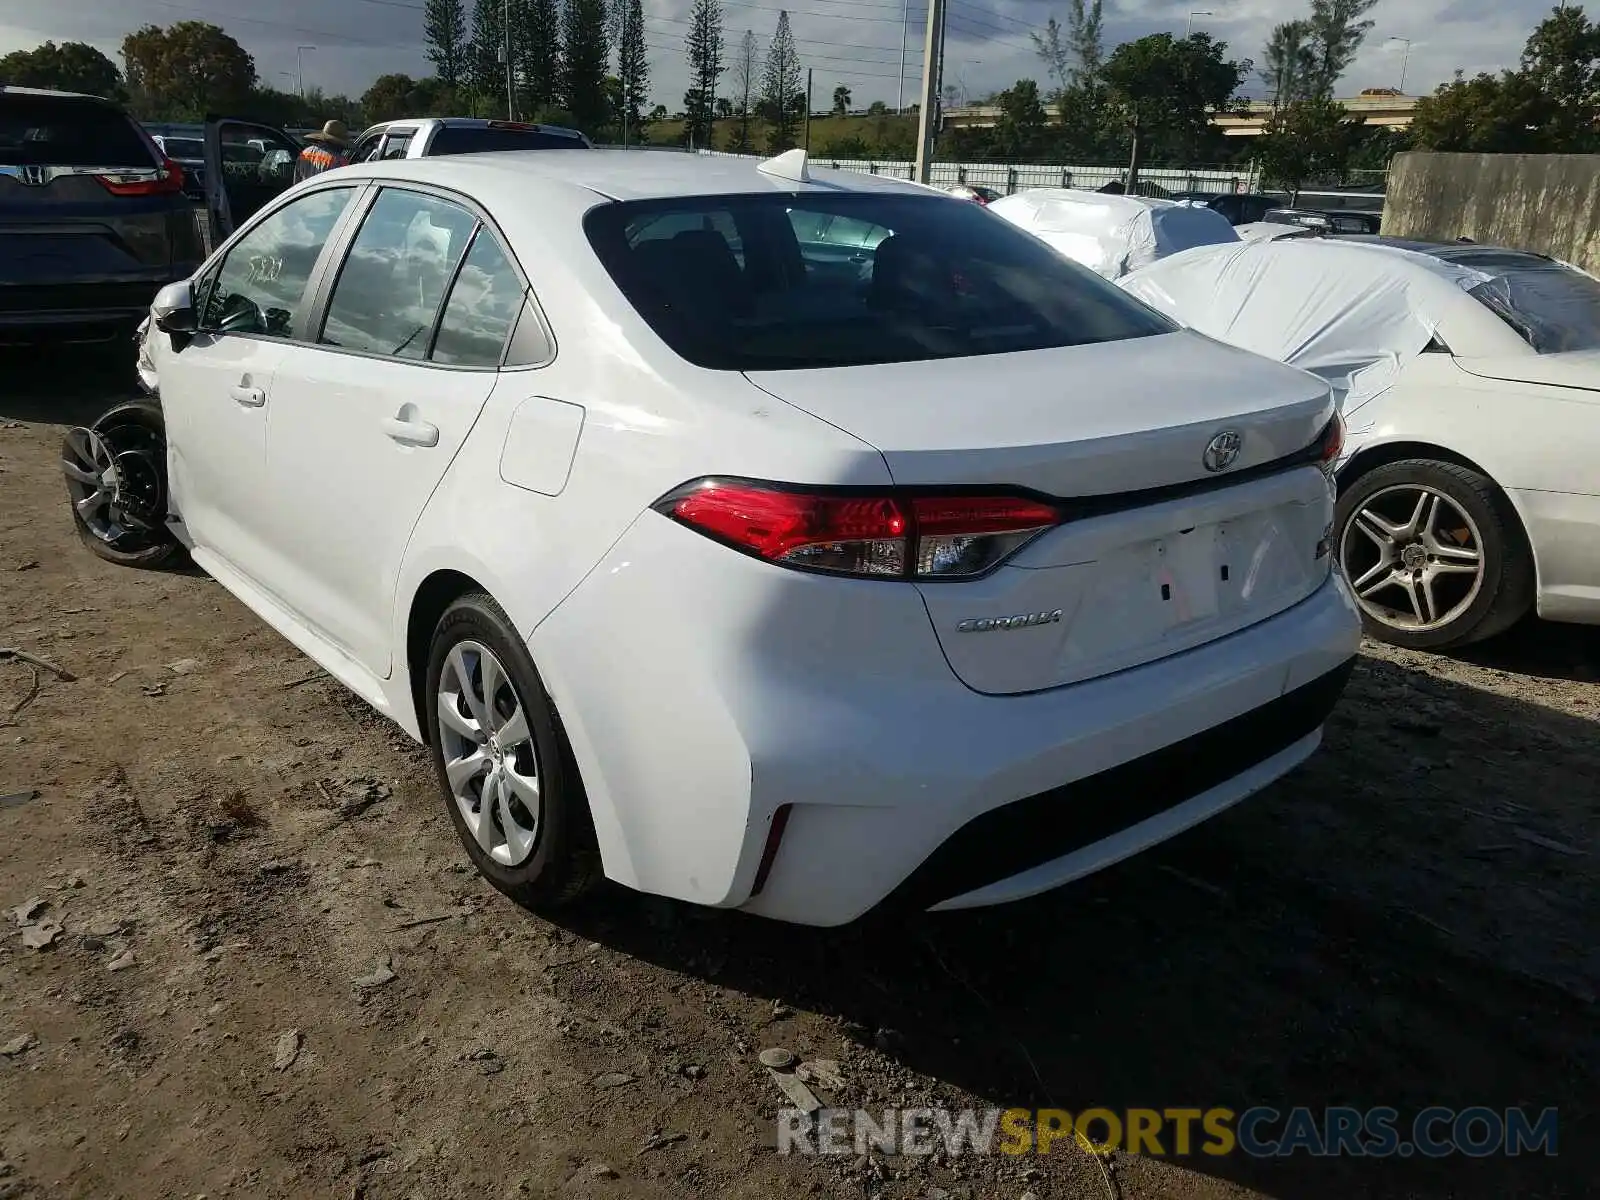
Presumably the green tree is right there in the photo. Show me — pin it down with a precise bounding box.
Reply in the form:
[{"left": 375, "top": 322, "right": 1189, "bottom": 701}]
[
  {"left": 728, "top": 28, "right": 759, "bottom": 152},
  {"left": 1101, "top": 32, "right": 1246, "bottom": 187},
  {"left": 832, "top": 84, "right": 851, "bottom": 115},
  {"left": 684, "top": 0, "right": 726, "bottom": 149},
  {"left": 1305, "top": 0, "right": 1378, "bottom": 98},
  {"left": 1066, "top": 0, "right": 1105, "bottom": 82},
  {"left": 468, "top": 0, "right": 507, "bottom": 115},
  {"left": 1254, "top": 94, "right": 1359, "bottom": 202},
  {"left": 817, "top": 133, "right": 870, "bottom": 157},
  {"left": 615, "top": 0, "right": 649, "bottom": 141},
  {"left": 1260, "top": 19, "right": 1315, "bottom": 107},
  {"left": 760, "top": 10, "right": 802, "bottom": 151},
  {"left": 1519, "top": 4, "right": 1600, "bottom": 151},
  {"left": 424, "top": 0, "right": 471, "bottom": 93},
  {"left": 121, "top": 22, "right": 255, "bottom": 119},
  {"left": 512, "top": 0, "right": 562, "bottom": 116},
  {"left": 1409, "top": 70, "right": 1555, "bottom": 153},
  {"left": 563, "top": 0, "right": 611, "bottom": 133},
  {"left": 994, "top": 78, "right": 1048, "bottom": 158},
  {"left": 360, "top": 73, "right": 450, "bottom": 124},
  {"left": 0, "top": 41, "right": 124, "bottom": 100}
]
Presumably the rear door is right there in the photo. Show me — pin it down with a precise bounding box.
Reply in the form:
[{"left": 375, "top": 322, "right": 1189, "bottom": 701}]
[
  {"left": 254, "top": 185, "right": 515, "bottom": 676},
  {"left": 0, "top": 92, "right": 187, "bottom": 318},
  {"left": 202, "top": 119, "right": 301, "bottom": 244}
]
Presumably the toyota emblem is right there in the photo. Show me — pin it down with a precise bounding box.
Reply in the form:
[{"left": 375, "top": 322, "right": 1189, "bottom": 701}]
[{"left": 1202, "top": 430, "right": 1243, "bottom": 472}]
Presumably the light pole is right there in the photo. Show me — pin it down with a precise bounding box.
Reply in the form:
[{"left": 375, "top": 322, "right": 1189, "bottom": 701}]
[
  {"left": 1186, "top": 11, "right": 1212, "bottom": 36},
  {"left": 1388, "top": 37, "right": 1412, "bottom": 93},
  {"left": 296, "top": 45, "right": 315, "bottom": 100},
  {"left": 897, "top": 0, "right": 908, "bottom": 114}
]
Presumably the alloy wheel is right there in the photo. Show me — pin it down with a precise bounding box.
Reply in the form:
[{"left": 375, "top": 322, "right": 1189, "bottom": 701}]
[
  {"left": 61, "top": 426, "right": 165, "bottom": 545},
  {"left": 436, "top": 639, "right": 542, "bottom": 867},
  {"left": 1340, "top": 483, "right": 1486, "bottom": 633}
]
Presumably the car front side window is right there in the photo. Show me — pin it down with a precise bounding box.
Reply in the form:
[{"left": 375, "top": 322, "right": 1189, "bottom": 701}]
[
  {"left": 201, "top": 186, "right": 354, "bottom": 338},
  {"left": 320, "top": 187, "right": 479, "bottom": 359}
]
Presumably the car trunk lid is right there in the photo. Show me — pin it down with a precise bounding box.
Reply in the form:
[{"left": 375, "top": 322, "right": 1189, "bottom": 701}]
[
  {"left": 745, "top": 331, "right": 1338, "bottom": 693},
  {"left": 1454, "top": 350, "right": 1600, "bottom": 395}
]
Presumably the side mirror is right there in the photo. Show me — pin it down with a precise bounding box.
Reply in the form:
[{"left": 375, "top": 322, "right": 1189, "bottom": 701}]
[{"left": 152, "top": 280, "right": 197, "bottom": 335}]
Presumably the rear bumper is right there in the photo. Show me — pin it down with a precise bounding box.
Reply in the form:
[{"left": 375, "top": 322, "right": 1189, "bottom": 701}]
[
  {"left": 1512, "top": 487, "right": 1600, "bottom": 625},
  {"left": 0, "top": 277, "right": 181, "bottom": 337},
  {"left": 532, "top": 513, "right": 1362, "bottom": 927}
]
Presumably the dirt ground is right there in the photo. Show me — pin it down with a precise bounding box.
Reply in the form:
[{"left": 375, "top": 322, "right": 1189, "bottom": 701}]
[{"left": 1, "top": 349, "right": 1596, "bottom": 1200}]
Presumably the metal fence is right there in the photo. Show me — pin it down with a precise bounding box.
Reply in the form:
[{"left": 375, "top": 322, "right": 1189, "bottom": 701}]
[{"left": 692, "top": 149, "right": 1262, "bottom": 196}]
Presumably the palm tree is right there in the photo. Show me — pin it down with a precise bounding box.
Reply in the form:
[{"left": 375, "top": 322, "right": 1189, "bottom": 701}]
[{"left": 832, "top": 84, "right": 852, "bottom": 115}]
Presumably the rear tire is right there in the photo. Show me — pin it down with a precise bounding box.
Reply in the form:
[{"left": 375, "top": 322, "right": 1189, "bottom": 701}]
[
  {"left": 61, "top": 400, "right": 188, "bottom": 570},
  {"left": 1335, "top": 458, "right": 1533, "bottom": 650},
  {"left": 424, "top": 592, "right": 601, "bottom": 909}
]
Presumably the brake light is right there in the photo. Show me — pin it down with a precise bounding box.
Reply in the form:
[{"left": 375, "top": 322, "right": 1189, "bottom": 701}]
[
  {"left": 95, "top": 158, "right": 184, "bottom": 197},
  {"left": 487, "top": 120, "right": 538, "bottom": 131},
  {"left": 654, "top": 480, "right": 1060, "bottom": 580},
  {"left": 1317, "top": 411, "right": 1345, "bottom": 476}
]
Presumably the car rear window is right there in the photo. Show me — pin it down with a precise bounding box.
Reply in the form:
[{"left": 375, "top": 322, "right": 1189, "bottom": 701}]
[
  {"left": 162, "top": 137, "right": 204, "bottom": 159},
  {"left": 584, "top": 191, "right": 1175, "bottom": 371},
  {"left": 0, "top": 96, "right": 152, "bottom": 167},
  {"left": 429, "top": 126, "right": 588, "bottom": 155},
  {"left": 1469, "top": 265, "right": 1600, "bottom": 355}
]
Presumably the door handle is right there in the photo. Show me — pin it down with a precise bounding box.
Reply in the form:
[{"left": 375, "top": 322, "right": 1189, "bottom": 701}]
[
  {"left": 382, "top": 416, "right": 440, "bottom": 448},
  {"left": 229, "top": 384, "right": 265, "bottom": 407}
]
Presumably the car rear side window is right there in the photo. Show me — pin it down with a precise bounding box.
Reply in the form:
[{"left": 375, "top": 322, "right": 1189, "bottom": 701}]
[
  {"left": 0, "top": 96, "right": 151, "bottom": 167},
  {"left": 431, "top": 230, "right": 527, "bottom": 367},
  {"left": 585, "top": 191, "right": 1174, "bottom": 371},
  {"left": 428, "top": 126, "right": 588, "bottom": 154},
  {"left": 320, "top": 188, "right": 478, "bottom": 359},
  {"left": 1470, "top": 266, "right": 1600, "bottom": 354},
  {"left": 202, "top": 187, "right": 353, "bottom": 338}
]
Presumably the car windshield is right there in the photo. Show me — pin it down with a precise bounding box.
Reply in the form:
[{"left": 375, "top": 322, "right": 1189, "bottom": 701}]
[
  {"left": 429, "top": 126, "right": 587, "bottom": 154},
  {"left": 1468, "top": 264, "right": 1600, "bottom": 354},
  {"left": 585, "top": 191, "right": 1175, "bottom": 371},
  {"left": 0, "top": 96, "right": 151, "bottom": 167}
]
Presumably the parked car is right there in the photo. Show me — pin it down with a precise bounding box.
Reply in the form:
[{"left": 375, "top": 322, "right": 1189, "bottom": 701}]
[
  {"left": 69, "top": 148, "right": 1359, "bottom": 926},
  {"left": 350, "top": 117, "right": 591, "bottom": 163},
  {"left": 947, "top": 183, "right": 1003, "bottom": 205},
  {"left": 1, "top": 86, "right": 202, "bottom": 343},
  {"left": 151, "top": 132, "right": 206, "bottom": 200},
  {"left": 988, "top": 187, "right": 1238, "bottom": 279},
  {"left": 1171, "top": 190, "right": 1279, "bottom": 226},
  {"left": 1120, "top": 236, "right": 1600, "bottom": 649},
  {"left": 1264, "top": 207, "right": 1383, "bottom": 235}
]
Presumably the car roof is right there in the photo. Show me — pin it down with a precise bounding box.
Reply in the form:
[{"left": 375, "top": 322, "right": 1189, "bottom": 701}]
[
  {"left": 362, "top": 116, "right": 586, "bottom": 137},
  {"left": 332, "top": 148, "right": 938, "bottom": 203},
  {"left": 1338, "top": 235, "right": 1557, "bottom": 269},
  {"left": 0, "top": 85, "right": 117, "bottom": 104}
]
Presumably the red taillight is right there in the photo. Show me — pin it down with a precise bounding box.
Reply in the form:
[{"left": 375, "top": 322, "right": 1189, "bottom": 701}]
[
  {"left": 1318, "top": 412, "right": 1345, "bottom": 475},
  {"left": 655, "top": 480, "right": 1059, "bottom": 580},
  {"left": 95, "top": 158, "right": 184, "bottom": 197}
]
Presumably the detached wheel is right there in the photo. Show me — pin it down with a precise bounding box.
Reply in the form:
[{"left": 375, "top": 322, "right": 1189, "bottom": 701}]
[
  {"left": 1336, "top": 458, "right": 1533, "bottom": 650},
  {"left": 60, "top": 400, "right": 187, "bottom": 570},
  {"left": 424, "top": 593, "right": 600, "bottom": 908}
]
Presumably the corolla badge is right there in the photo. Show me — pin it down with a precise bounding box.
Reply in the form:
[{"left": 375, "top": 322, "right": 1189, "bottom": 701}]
[
  {"left": 956, "top": 609, "right": 1063, "bottom": 633},
  {"left": 1202, "top": 430, "right": 1243, "bottom": 472}
]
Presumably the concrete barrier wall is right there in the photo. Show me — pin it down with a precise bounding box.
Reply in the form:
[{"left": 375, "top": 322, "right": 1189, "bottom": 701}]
[{"left": 1384, "top": 152, "right": 1600, "bottom": 274}]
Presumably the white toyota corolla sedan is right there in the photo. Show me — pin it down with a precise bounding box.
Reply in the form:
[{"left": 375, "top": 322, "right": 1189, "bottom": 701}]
[
  {"left": 1120, "top": 236, "right": 1600, "bottom": 650},
  {"left": 65, "top": 150, "right": 1359, "bottom": 926}
]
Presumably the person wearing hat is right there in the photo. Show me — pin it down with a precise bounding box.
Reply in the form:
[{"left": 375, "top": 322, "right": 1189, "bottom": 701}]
[{"left": 294, "top": 120, "right": 352, "bottom": 183}]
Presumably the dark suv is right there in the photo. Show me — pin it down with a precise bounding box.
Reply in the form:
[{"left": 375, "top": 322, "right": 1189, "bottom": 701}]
[{"left": 1, "top": 86, "right": 203, "bottom": 342}]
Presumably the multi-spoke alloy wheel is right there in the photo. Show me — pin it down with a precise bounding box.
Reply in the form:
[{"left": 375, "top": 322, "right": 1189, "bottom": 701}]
[
  {"left": 425, "top": 593, "right": 600, "bottom": 906},
  {"left": 1334, "top": 458, "right": 1534, "bottom": 650},
  {"left": 436, "top": 639, "right": 542, "bottom": 867},
  {"left": 1341, "top": 484, "right": 1485, "bottom": 632},
  {"left": 60, "top": 401, "right": 185, "bottom": 569}
]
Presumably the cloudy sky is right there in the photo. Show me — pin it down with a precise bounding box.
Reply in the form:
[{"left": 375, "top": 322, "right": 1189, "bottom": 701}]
[{"left": 0, "top": 0, "right": 1557, "bottom": 112}]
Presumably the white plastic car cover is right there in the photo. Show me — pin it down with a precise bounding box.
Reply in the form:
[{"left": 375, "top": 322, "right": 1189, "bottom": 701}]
[
  {"left": 1118, "top": 239, "right": 1492, "bottom": 407},
  {"left": 987, "top": 188, "right": 1238, "bottom": 279}
]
